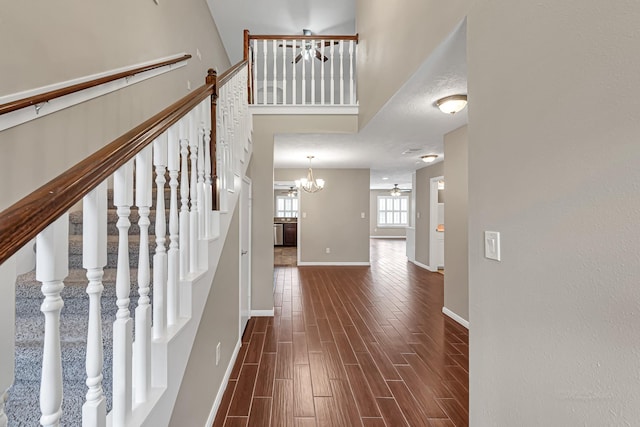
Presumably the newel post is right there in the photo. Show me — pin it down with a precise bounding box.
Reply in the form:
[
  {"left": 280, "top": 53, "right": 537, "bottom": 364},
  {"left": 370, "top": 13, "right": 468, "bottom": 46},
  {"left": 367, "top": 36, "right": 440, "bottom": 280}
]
[
  {"left": 206, "top": 68, "right": 219, "bottom": 211},
  {"left": 244, "top": 29, "right": 253, "bottom": 104}
]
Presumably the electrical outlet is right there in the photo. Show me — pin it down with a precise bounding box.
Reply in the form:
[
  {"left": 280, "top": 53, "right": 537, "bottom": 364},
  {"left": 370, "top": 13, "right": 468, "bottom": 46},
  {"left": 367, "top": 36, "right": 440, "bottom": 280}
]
[
  {"left": 361, "top": 212, "right": 365, "bottom": 219},
  {"left": 216, "top": 342, "right": 221, "bottom": 366},
  {"left": 196, "top": 48, "right": 202, "bottom": 60},
  {"left": 187, "top": 80, "right": 191, "bottom": 90},
  {"left": 325, "top": 247, "right": 330, "bottom": 254}
]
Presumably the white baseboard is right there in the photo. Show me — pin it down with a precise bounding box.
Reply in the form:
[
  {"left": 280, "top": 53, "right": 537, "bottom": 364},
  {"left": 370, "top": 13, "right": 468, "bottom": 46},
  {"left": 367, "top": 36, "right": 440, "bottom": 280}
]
[
  {"left": 442, "top": 307, "right": 469, "bottom": 329},
  {"left": 410, "top": 259, "right": 437, "bottom": 272},
  {"left": 369, "top": 236, "right": 406, "bottom": 239},
  {"left": 296, "top": 261, "right": 371, "bottom": 266},
  {"left": 205, "top": 339, "right": 242, "bottom": 427},
  {"left": 251, "top": 309, "right": 274, "bottom": 317}
]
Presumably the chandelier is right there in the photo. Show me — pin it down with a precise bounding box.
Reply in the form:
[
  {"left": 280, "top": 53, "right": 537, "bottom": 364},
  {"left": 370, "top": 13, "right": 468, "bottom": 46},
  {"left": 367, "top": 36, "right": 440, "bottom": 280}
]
[{"left": 295, "top": 156, "right": 325, "bottom": 193}]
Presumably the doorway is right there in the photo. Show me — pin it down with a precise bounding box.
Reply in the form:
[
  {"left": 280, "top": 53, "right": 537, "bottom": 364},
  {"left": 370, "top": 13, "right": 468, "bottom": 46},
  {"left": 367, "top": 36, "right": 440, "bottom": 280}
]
[
  {"left": 429, "top": 176, "right": 445, "bottom": 272},
  {"left": 274, "top": 181, "right": 299, "bottom": 266},
  {"left": 240, "top": 177, "right": 252, "bottom": 333}
]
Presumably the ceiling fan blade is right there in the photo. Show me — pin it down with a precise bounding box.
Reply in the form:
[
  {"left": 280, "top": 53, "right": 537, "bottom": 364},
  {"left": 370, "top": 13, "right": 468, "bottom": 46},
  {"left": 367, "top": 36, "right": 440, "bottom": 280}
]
[
  {"left": 315, "top": 49, "right": 328, "bottom": 62},
  {"left": 293, "top": 53, "right": 303, "bottom": 63}
]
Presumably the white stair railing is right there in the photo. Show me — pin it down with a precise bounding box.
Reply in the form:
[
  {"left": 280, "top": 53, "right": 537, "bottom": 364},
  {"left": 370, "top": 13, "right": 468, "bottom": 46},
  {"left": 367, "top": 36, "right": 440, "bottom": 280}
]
[
  {"left": 2, "top": 62, "right": 253, "bottom": 427},
  {"left": 248, "top": 33, "right": 358, "bottom": 106}
]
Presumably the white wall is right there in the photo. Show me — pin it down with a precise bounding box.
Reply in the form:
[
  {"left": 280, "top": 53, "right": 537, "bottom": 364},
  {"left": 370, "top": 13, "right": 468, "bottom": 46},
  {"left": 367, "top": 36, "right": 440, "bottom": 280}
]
[{"left": 468, "top": 1, "right": 640, "bottom": 424}]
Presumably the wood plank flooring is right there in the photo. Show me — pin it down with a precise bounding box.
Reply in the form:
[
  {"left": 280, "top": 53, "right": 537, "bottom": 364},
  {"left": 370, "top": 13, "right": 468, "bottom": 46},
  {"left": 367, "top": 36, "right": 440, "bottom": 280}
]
[{"left": 213, "top": 238, "right": 469, "bottom": 427}]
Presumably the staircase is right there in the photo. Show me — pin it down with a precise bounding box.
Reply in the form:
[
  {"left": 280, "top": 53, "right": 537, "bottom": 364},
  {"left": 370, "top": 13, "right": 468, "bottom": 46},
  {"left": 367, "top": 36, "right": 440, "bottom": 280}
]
[
  {"left": 7, "top": 188, "right": 170, "bottom": 425},
  {"left": 0, "top": 63, "right": 252, "bottom": 426}
]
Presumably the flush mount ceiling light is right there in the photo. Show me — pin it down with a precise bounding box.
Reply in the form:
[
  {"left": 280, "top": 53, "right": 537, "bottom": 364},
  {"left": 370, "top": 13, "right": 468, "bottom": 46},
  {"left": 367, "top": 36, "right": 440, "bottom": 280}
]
[
  {"left": 295, "top": 156, "right": 325, "bottom": 193},
  {"left": 436, "top": 94, "right": 468, "bottom": 114},
  {"left": 421, "top": 154, "right": 438, "bottom": 163}
]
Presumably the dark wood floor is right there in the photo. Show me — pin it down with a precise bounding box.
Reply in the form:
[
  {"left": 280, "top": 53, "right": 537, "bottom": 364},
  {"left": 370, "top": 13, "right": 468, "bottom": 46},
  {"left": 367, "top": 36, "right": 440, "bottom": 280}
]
[{"left": 213, "top": 239, "right": 469, "bottom": 427}]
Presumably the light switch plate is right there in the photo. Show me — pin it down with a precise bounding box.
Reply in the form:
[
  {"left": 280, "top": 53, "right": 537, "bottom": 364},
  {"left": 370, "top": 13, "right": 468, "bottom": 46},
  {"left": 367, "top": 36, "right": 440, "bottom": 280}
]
[{"left": 484, "top": 231, "right": 501, "bottom": 261}]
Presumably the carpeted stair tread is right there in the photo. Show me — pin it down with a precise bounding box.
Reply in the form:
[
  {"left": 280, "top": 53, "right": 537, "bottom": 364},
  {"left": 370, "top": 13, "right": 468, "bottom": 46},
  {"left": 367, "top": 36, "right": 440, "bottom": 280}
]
[{"left": 68, "top": 208, "right": 171, "bottom": 236}]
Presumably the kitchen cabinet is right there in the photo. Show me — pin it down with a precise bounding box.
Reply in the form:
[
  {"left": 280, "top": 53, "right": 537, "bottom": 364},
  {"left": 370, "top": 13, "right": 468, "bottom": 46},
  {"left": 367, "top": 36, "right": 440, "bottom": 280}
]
[{"left": 283, "top": 223, "right": 297, "bottom": 246}]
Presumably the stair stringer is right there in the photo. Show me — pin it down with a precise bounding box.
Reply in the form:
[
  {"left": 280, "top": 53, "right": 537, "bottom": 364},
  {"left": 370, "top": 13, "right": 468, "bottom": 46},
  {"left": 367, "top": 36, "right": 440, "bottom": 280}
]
[{"left": 107, "top": 150, "right": 252, "bottom": 427}]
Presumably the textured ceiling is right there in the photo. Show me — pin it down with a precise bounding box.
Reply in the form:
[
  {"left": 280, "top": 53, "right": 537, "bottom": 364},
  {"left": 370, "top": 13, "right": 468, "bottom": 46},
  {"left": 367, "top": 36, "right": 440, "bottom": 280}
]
[{"left": 207, "top": 1, "right": 467, "bottom": 190}]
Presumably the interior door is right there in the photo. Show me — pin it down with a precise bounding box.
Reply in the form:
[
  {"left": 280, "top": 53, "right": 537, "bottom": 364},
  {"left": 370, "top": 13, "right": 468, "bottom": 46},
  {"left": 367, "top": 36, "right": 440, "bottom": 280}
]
[{"left": 240, "top": 177, "right": 252, "bottom": 334}]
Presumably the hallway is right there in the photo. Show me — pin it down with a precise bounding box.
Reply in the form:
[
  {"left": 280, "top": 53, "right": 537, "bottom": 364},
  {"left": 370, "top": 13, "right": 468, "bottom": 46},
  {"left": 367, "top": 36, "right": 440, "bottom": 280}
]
[{"left": 213, "top": 239, "right": 469, "bottom": 426}]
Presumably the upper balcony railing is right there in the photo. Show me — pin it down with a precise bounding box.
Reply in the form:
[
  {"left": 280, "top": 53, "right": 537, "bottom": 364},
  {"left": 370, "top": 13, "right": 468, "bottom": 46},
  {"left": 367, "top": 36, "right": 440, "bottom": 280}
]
[{"left": 244, "top": 30, "right": 358, "bottom": 108}]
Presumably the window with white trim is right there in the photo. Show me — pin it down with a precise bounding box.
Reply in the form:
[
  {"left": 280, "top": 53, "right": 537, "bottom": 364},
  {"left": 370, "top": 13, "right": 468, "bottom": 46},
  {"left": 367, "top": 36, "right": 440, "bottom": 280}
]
[
  {"left": 377, "top": 196, "right": 408, "bottom": 226},
  {"left": 276, "top": 196, "right": 298, "bottom": 218}
]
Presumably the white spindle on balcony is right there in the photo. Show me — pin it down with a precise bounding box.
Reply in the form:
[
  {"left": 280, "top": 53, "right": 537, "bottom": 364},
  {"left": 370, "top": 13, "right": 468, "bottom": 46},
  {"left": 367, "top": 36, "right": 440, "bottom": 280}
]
[
  {"left": 321, "top": 41, "right": 325, "bottom": 105},
  {"left": 252, "top": 39, "right": 258, "bottom": 105},
  {"left": 292, "top": 41, "right": 297, "bottom": 105},
  {"left": 37, "top": 214, "right": 68, "bottom": 427},
  {"left": 282, "top": 39, "right": 287, "bottom": 105},
  {"left": 311, "top": 39, "right": 316, "bottom": 104},
  {"left": 349, "top": 40, "right": 355, "bottom": 105},
  {"left": 112, "top": 160, "right": 134, "bottom": 426},
  {"left": 272, "top": 40, "right": 277, "bottom": 105},
  {"left": 167, "top": 124, "right": 180, "bottom": 326},
  {"left": 302, "top": 41, "right": 306, "bottom": 105},
  {"left": 82, "top": 183, "right": 107, "bottom": 427},
  {"left": 262, "top": 39, "right": 267, "bottom": 105},
  {"left": 201, "top": 101, "right": 213, "bottom": 239},
  {"left": 339, "top": 40, "right": 345, "bottom": 105},
  {"left": 330, "top": 42, "right": 335, "bottom": 105}
]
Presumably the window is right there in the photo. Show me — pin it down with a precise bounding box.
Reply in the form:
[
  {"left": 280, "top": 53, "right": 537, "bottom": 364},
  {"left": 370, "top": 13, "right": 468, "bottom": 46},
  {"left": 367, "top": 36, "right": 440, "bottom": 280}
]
[
  {"left": 276, "top": 196, "right": 298, "bottom": 218},
  {"left": 377, "top": 196, "right": 408, "bottom": 226}
]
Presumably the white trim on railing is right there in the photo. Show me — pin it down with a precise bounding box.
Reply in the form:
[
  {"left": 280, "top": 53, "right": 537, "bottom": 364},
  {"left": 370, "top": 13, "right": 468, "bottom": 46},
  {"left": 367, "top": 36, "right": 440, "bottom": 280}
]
[
  {"left": 250, "top": 104, "right": 358, "bottom": 115},
  {"left": 0, "top": 53, "right": 189, "bottom": 132}
]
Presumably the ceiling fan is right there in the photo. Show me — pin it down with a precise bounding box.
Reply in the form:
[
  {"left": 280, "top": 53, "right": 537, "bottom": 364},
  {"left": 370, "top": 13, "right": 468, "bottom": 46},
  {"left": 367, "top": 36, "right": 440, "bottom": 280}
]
[
  {"left": 390, "top": 184, "right": 411, "bottom": 197},
  {"left": 280, "top": 29, "right": 338, "bottom": 64}
]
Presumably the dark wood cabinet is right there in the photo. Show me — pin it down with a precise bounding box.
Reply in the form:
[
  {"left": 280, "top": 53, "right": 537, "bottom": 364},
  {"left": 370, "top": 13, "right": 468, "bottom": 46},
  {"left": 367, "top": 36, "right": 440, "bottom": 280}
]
[{"left": 283, "top": 223, "right": 297, "bottom": 246}]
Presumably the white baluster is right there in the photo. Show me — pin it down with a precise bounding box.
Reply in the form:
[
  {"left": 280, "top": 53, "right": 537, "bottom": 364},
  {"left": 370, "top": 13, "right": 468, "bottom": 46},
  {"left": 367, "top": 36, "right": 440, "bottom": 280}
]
[
  {"left": 0, "top": 389, "right": 8, "bottom": 427},
  {"left": 321, "top": 40, "right": 325, "bottom": 105},
  {"left": 167, "top": 125, "right": 180, "bottom": 326},
  {"left": 282, "top": 39, "right": 287, "bottom": 105},
  {"left": 179, "top": 119, "right": 190, "bottom": 280},
  {"left": 330, "top": 41, "right": 335, "bottom": 105},
  {"left": 112, "top": 160, "right": 133, "bottom": 426},
  {"left": 302, "top": 40, "right": 306, "bottom": 105},
  {"left": 134, "top": 145, "right": 152, "bottom": 403},
  {"left": 340, "top": 40, "right": 345, "bottom": 105},
  {"left": 153, "top": 135, "right": 168, "bottom": 340},
  {"left": 202, "top": 101, "right": 213, "bottom": 237},
  {"left": 252, "top": 40, "right": 258, "bottom": 104},
  {"left": 272, "top": 39, "right": 277, "bottom": 105},
  {"left": 189, "top": 113, "right": 199, "bottom": 274},
  {"left": 292, "top": 40, "right": 297, "bottom": 105},
  {"left": 311, "top": 39, "right": 316, "bottom": 104},
  {"left": 349, "top": 40, "right": 355, "bottom": 105},
  {"left": 82, "top": 183, "right": 107, "bottom": 427},
  {"left": 262, "top": 39, "right": 267, "bottom": 105},
  {"left": 197, "top": 108, "right": 206, "bottom": 240},
  {"left": 36, "top": 214, "right": 68, "bottom": 427}
]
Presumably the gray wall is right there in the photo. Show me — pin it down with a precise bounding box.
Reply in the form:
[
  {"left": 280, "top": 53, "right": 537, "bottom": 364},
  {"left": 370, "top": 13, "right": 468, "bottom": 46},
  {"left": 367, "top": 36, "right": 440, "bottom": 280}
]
[
  {"left": 369, "top": 189, "right": 409, "bottom": 238},
  {"left": 443, "top": 125, "right": 468, "bottom": 322},
  {"left": 275, "top": 168, "right": 370, "bottom": 264},
  {"left": 0, "top": 0, "right": 229, "bottom": 209},
  {"left": 248, "top": 115, "right": 358, "bottom": 310},
  {"left": 414, "top": 162, "right": 444, "bottom": 266},
  {"left": 169, "top": 206, "right": 240, "bottom": 426},
  {"left": 468, "top": 1, "right": 640, "bottom": 424},
  {"left": 356, "top": 0, "right": 473, "bottom": 128}
]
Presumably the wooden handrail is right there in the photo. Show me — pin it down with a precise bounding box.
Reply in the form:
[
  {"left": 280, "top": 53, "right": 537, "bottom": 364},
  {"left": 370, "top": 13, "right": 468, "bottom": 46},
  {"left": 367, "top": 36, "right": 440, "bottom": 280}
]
[
  {"left": 0, "top": 58, "right": 249, "bottom": 265},
  {"left": 0, "top": 54, "right": 192, "bottom": 116},
  {"left": 218, "top": 60, "right": 249, "bottom": 89},
  {"left": 248, "top": 34, "right": 358, "bottom": 42},
  {"left": 0, "top": 82, "right": 211, "bottom": 265}
]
